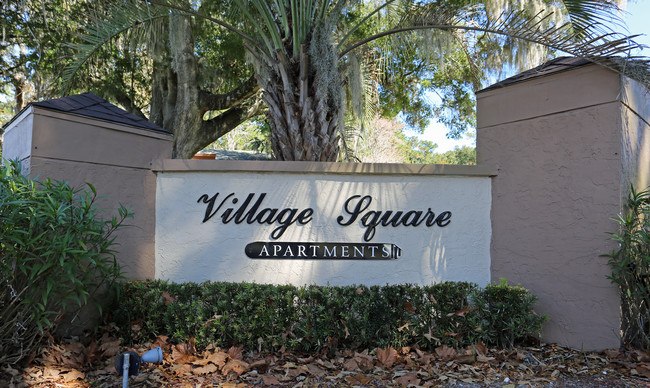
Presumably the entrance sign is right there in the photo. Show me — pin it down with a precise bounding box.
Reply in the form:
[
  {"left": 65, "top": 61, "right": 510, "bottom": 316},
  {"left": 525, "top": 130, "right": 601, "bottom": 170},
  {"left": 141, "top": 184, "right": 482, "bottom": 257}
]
[
  {"left": 155, "top": 165, "right": 492, "bottom": 286},
  {"left": 7, "top": 62, "right": 641, "bottom": 350}
]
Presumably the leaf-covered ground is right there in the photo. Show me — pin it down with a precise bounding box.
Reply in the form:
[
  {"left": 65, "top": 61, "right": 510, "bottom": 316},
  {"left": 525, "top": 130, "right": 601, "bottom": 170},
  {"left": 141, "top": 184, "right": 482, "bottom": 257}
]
[{"left": 2, "top": 333, "right": 649, "bottom": 387}]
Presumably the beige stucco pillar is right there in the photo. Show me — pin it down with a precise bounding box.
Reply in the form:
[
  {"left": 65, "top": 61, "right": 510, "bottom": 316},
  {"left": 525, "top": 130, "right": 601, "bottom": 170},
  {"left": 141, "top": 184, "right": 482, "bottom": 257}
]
[
  {"left": 2, "top": 106, "right": 172, "bottom": 280},
  {"left": 477, "top": 62, "right": 650, "bottom": 350}
]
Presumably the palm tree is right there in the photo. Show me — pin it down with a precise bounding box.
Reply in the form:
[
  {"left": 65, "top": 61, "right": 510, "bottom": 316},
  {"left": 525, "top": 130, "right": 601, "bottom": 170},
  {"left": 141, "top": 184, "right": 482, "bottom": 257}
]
[{"left": 68, "top": 0, "right": 648, "bottom": 161}]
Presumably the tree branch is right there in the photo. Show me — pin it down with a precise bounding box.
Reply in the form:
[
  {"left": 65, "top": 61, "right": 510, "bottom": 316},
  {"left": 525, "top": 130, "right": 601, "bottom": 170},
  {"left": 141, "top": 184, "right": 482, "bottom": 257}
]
[
  {"left": 198, "top": 76, "right": 259, "bottom": 112},
  {"left": 200, "top": 94, "right": 264, "bottom": 140},
  {"left": 103, "top": 87, "right": 148, "bottom": 119},
  {"left": 177, "top": 94, "right": 265, "bottom": 158}
]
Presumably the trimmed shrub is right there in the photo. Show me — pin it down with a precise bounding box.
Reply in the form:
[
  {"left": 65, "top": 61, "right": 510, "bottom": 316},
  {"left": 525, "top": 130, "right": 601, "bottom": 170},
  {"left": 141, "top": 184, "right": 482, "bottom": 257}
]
[
  {"left": 113, "top": 279, "right": 546, "bottom": 351},
  {"left": 0, "top": 161, "right": 130, "bottom": 365},
  {"left": 469, "top": 278, "right": 546, "bottom": 348}
]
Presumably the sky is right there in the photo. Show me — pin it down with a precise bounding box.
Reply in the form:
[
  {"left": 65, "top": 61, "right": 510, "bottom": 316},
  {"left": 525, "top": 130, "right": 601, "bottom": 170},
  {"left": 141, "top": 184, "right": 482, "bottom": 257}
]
[{"left": 410, "top": 0, "right": 650, "bottom": 153}]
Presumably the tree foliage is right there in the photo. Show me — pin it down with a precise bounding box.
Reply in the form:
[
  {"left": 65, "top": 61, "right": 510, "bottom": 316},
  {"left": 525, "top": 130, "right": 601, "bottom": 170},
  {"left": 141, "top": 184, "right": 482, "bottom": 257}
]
[
  {"left": 1, "top": 0, "right": 263, "bottom": 158},
  {"left": 394, "top": 132, "right": 476, "bottom": 164},
  {"left": 73, "top": 0, "right": 648, "bottom": 160},
  {"left": 3, "top": 0, "right": 648, "bottom": 161}
]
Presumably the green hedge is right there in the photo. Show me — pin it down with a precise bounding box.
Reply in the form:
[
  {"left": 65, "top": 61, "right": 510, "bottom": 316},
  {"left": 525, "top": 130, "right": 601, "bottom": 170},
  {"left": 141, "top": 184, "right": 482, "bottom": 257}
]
[{"left": 113, "top": 279, "right": 546, "bottom": 351}]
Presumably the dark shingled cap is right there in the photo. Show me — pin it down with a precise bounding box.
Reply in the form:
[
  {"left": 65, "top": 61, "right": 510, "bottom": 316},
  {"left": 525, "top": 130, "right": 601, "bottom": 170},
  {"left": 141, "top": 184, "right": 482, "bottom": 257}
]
[
  {"left": 26, "top": 92, "right": 170, "bottom": 133},
  {"left": 479, "top": 57, "right": 593, "bottom": 92}
]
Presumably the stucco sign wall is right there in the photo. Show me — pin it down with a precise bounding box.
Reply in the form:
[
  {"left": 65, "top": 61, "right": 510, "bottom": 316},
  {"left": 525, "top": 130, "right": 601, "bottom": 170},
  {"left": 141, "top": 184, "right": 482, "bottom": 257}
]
[{"left": 154, "top": 161, "right": 493, "bottom": 286}]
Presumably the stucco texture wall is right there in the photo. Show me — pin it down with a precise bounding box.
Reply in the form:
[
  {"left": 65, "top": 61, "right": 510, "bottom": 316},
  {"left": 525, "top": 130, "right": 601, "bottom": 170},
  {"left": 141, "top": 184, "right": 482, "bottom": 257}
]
[
  {"left": 620, "top": 77, "right": 650, "bottom": 194},
  {"left": 477, "top": 64, "right": 648, "bottom": 350},
  {"left": 2, "top": 108, "right": 172, "bottom": 280}
]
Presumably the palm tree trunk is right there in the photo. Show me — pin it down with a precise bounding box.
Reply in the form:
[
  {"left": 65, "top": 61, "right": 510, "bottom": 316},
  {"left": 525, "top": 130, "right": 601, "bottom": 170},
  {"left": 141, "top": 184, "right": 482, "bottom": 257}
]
[{"left": 260, "top": 45, "right": 340, "bottom": 161}]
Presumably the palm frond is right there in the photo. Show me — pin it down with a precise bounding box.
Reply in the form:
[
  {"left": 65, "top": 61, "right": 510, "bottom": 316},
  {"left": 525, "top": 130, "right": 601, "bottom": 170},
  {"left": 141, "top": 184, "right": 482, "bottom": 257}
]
[
  {"left": 337, "top": 0, "right": 401, "bottom": 49},
  {"left": 562, "top": 0, "right": 627, "bottom": 37},
  {"left": 340, "top": 2, "right": 649, "bottom": 85},
  {"left": 62, "top": 1, "right": 169, "bottom": 92},
  {"left": 238, "top": 0, "right": 284, "bottom": 56},
  {"left": 338, "top": 121, "right": 363, "bottom": 161}
]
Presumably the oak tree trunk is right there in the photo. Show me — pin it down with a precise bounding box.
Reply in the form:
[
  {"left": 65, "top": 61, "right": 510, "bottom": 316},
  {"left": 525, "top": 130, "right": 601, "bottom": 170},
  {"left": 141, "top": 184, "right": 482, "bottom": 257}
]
[{"left": 148, "top": 14, "right": 262, "bottom": 159}]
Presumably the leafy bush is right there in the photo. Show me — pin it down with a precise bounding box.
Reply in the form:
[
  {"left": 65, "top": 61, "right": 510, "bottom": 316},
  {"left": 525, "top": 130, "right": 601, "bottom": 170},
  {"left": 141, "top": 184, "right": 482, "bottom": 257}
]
[
  {"left": 0, "top": 161, "right": 131, "bottom": 365},
  {"left": 113, "top": 279, "right": 546, "bottom": 351},
  {"left": 469, "top": 278, "right": 546, "bottom": 348},
  {"left": 605, "top": 186, "right": 650, "bottom": 348}
]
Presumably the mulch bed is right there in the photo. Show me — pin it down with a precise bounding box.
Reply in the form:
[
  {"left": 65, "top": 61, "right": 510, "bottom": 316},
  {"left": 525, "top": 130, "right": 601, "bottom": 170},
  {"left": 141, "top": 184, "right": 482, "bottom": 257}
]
[{"left": 2, "top": 333, "right": 649, "bottom": 387}]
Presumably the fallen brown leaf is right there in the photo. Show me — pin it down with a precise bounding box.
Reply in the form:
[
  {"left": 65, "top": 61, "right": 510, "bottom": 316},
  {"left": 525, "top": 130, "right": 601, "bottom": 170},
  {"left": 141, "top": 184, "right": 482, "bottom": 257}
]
[
  {"left": 248, "top": 358, "right": 270, "bottom": 373},
  {"left": 353, "top": 352, "right": 374, "bottom": 371},
  {"left": 222, "top": 359, "right": 249, "bottom": 376},
  {"left": 206, "top": 350, "right": 228, "bottom": 368},
  {"left": 219, "top": 383, "right": 248, "bottom": 388},
  {"left": 161, "top": 291, "right": 176, "bottom": 305},
  {"left": 153, "top": 335, "right": 169, "bottom": 348},
  {"left": 171, "top": 342, "right": 196, "bottom": 364},
  {"left": 455, "top": 353, "right": 476, "bottom": 364},
  {"left": 394, "top": 371, "right": 420, "bottom": 386},
  {"left": 343, "top": 358, "right": 358, "bottom": 371},
  {"left": 99, "top": 335, "right": 122, "bottom": 358},
  {"left": 603, "top": 348, "right": 622, "bottom": 359},
  {"left": 261, "top": 374, "right": 281, "bottom": 385},
  {"left": 346, "top": 373, "right": 373, "bottom": 385},
  {"left": 634, "top": 350, "right": 650, "bottom": 362},
  {"left": 42, "top": 366, "right": 60, "bottom": 379},
  {"left": 62, "top": 369, "right": 84, "bottom": 382},
  {"left": 85, "top": 340, "right": 101, "bottom": 365},
  {"left": 637, "top": 364, "right": 650, "bottom": 379},
  {"left": 227, "top": 346, "right": 243, "bottom": 360},
  {"left": 191, "top": 357, "right": 212, "bottom": 366},
  {"left": 316, "top": 358, "right": 335, "bottom": 369},
  {"left": 40, "top": 346, "right": 63, "bottom": 366},
  {"left": 435, "top": 345, "right": 457, "bottom": 361},
  {"left": 477, "top": 354, "right": 495, "bottom": 363},
  {"left": 171, "top": 363, "right": 193, "bottom": 376},
  {"left": 473, "top": 341, "right": 488, "bottom": 356},
  {"left": 193, "top": 363, "right": 218, "bottom": 375},
  {"left": 418, "top": 353, "right": 436, "bottom": 367},
  {"left": 376, "top": 347, "right": 398, "bottom": 368},
  {"left": 305, "top": 363, "right": 326, "bottom": 377}
]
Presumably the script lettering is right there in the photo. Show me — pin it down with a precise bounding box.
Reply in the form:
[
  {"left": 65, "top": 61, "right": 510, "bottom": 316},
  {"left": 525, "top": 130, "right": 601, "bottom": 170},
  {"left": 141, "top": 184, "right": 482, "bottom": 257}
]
[{"left": 337, "top": 195, "right": 453, "bottom": 241}]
